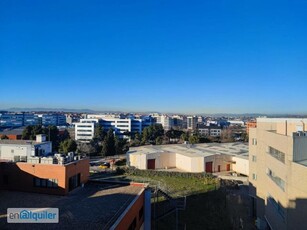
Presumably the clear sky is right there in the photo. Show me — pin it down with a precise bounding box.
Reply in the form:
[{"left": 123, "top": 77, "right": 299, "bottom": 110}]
[{"left": 1, "top": 0, "right": 307, "bottom": 114}]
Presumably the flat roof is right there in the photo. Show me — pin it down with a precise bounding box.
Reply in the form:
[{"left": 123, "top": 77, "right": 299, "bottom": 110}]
[
  {"left": 0, "top": 140, "right": 49, "bottom": 145},
  {"left": 257, "top": 118, "right": 307, "bottom": 123},
  {"left": 0, "top": 127, "right": 25, "bottom": 135},
  {"left": 128, "top": 142, "right": 249, "bottom": 159},
  {"left": 0, "top": 183, "right": 143, "bottom": 230}
]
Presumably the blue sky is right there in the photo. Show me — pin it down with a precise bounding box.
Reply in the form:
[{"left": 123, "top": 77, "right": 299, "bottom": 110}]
[{"left": 1, "top": 0, "right": 307, "bottom": 114}]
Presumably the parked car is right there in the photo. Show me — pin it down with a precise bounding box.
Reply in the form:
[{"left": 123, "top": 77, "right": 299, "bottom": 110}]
[{"left": 99, "top": 162, "right": 110, "bottom": 169}]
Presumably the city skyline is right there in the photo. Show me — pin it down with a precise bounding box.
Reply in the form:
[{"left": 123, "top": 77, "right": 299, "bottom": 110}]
[{"left": 1, "top": 1, "right": 307, "bottom": 114}]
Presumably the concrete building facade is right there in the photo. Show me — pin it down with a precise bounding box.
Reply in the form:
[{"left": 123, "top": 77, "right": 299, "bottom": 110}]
[
  {"left": 74, "top": 119, "right": 98, "bottom": 142},
  {"left": 249, "top": 118, "right": 307, "bottom": 230},
  {"left": 75, "top": 117, "right": 148, "bottom": 142},
  {"left": 187, "top": 116, "right": 197, "bottom": 131}
]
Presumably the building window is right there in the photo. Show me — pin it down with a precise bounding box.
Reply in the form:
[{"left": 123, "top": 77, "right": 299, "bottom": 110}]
[
  {"left": 11, "top": 149, "right": 14, "bottom": 153},
  {"left": 268, "top": 146, "right": 285, "bottom": 163},
  {"left": 252, "top": 138, "right": 257, "bottom": 145},
  {"left": 33, "top": 178, "right": 58, "bottom": 188},
  {"left": 267, "top": 168, "right": 285, "bottom": 191},
  {"left": 252, "top": 173, "right": 257, "bottom": 180},
  {"left": 252, "top": 155, "right": 257, "bottom": 162},
  {"left": 139, "top": 206, "right": 144, "bottom": 220}
]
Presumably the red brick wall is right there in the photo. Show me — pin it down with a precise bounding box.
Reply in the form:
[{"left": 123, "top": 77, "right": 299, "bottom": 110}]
[
  {"left": 0, "top": 134, "right": 22, "bottom": 140},
  {"left": 0, "top": 158, "right": 89, "bottom": 195},
  {"left": 114, "top": 188, "right": 145, "bottom": 230}
]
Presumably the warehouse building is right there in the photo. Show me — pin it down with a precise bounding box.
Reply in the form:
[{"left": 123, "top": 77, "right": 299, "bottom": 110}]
[{"left": 127, "top": 143, "right": 249, "bottom": 175}]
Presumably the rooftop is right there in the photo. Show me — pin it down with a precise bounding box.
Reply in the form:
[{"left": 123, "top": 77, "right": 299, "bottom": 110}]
[
  {"left": 0, "top": 182, "right": 144, "bottom": 230},
  {"left": 128, "top": 142, "right": 249, "bottom": 159},
  {"left": 0, "top": 139, "right": 44, "bottom": 145},
  {"left": 0, "top": 127, "right": 25, "bottom": 135}
]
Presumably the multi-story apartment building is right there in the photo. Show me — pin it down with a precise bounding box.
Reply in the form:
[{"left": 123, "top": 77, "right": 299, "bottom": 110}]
[
  {"left": 0, "top": 113, "right": 39, "bottom": 127},
  {"left": 249, "top": 118, "right": 307, "bottom": 230},
  {"left": 0, "top": 113, "right": 66, "bottom": 128},
  {"left": 39, "top": 114, "right": 67, "bottom": 126},
  {"left": 172, "top": 115, "right": 184, "bottom": 129},
  {"left": 151, "top": 114, "right": 173, "bottom": 131},
  {"left": 0, "top": 113, "right": 25, "bottom": 127},
  {"left": 198, "top": 124, "right": 222, "bottom": 137},
  {"left": 187, "top": 116, "right": 197, "bottom": 131}
]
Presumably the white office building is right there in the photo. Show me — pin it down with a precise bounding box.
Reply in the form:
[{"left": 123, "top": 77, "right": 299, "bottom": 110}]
[
  {"left": 75, "top": 118, "right": 143, "bottom": 142},
  {"left": 74, "top": 119, "right": 98, "bottom": 143},
  {"left": 101, "top": 118, "right": 142, "bottom": 137}
]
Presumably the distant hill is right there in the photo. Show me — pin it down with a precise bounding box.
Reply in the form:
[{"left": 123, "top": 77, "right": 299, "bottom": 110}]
[{"left": 6, "top": 107, "right": 98, "bottom": 113}]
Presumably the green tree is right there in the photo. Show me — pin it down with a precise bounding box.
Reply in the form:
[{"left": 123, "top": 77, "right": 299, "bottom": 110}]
[
  {"left": 130, "top": 132, "right": 141, "bottom": 147},
  {"left": 77, "top": 140, "right": 100, "bottom": 156},
  {"left": 59, "top": 139, "right": 77, "bottom": 154},
  {"left": 44, "top": 125, "right": 59, "bottom": 151},
  {"left": 94, "top": 124, "right": 106, "bottom": 141},
  {"left": 115, "top": 136, "right": 129, "bottom": 155},
  {"left": 31, "top": 125, "right": 43, "bottom": 140},
  {"left": 165, "top": 128, "right": 185, "bottom": 143},
  {"left": 22, "top": 126, "right": 33, "bottom": 140},
  {"left": 142, "top": 124, "right": 164, "bottom": 144},
  {"left": 189, "top": 135, "right": 199, "bottom": 145},
  {"left": 180, "top": 132, "right": 189, "bottom": 142},
  {"left": 101, "top": 129, "right": 116, "bottom": 156},
  {"left": 155, "top": 136, "right": 163, "bottom": 145},
  {"left": 141, "top": 127, "right": 149, "bottom": 144},
  {"left": 58, "top": 129, "right": 70, "bottom": 142}
]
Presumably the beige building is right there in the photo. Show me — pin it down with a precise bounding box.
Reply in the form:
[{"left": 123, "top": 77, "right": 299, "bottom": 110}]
[
  {"left": 127, "top": 143, "right": 249, "bottom": 175},
  {"left": 249, "top": 118, "right": 307, "bottom": 230}
]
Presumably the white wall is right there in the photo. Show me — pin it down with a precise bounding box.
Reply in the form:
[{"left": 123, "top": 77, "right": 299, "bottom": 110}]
[
  {"left": 129, "top": 154, "right": 147, "bottom": 169},
  {"left": 175, "top": 153, "right": 204, "bottom": 172},
  {"left": 0, "top": 145, "right": 30, "bottom": 161},
  {"left": 232, "top": 156, "right": 249, "bottom": 176},
  {"left": 75, "top": 122, "right": 95, "bottom": 142},
  {"left": 159, "top": 152, "right": 176, "bottom": 169}
]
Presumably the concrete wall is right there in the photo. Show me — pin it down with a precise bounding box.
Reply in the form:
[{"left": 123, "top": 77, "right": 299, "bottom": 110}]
[
  {"left": 0, "top": 145, "right": 31, "bottom": 161},
  {"left": 159, "top": 152, "right": 176, "bottom": 169},
  {"left": 176, "top": 154, "right": 204, "bottom": 172},
  {"left": 129, "top": 154, "right": 147, "bottom": 170},
  {"left": 250, "top": 118, "right": 307, "bottom": 230},
  {"left": 204, "top": 155, "right": 232, "bottom": 173},
  {"left": 232, "top": 156, "right": 249, "bottom": 175}
]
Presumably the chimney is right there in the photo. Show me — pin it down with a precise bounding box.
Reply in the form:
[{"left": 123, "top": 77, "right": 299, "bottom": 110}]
[{"left": 36, "top": 134, "right": 46, "bottom": 143}]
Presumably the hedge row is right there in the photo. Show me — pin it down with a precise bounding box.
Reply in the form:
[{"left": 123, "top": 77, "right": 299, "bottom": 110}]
[{"left": 117, "top": 167, "right": 217, "bottom": 181}]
